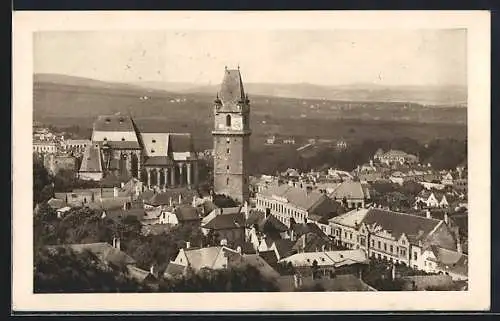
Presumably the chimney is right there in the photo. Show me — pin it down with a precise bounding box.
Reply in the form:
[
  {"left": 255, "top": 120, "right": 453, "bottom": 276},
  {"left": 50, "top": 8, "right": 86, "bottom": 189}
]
[
  {"left": 370, "top": 160, "right": 374, "bottom": 167},
  {"left": 113, "top": 187, "right": 119, "bottom": 198},
  {"left": 426, "top": 209, "right": 431, "bottom": 219},
  {"left": 444, "top": 212, "right": 449, "bottom": 225},
  {"left": 114, "top": 238, "right": 121, "bottom": 250},
  {"left": 178, "top": 194, "right": 182, "bottom": 204},
  {"left": 192, "top": 196, "right": 197, "bottom": 207},
  {"left": 123, "top": 202, "right": 127, "bottom": 210},
  {"left": 186, "top": 241, "right": 191, "bottom": 249},
  {"left": 169, "top": 197, "right": 173, "bottom": 207},
  {"left": 121, "top": 182, "right": 125, "bottom": 188},
  {"left": 391, "top": 263, "right": 396, "bottom": 280},
  {"left": 236, "top": 246, "right": 242, "bottom": 254},
  {"left": 150, "top": 264, "right": 155, "bottom": 276},
  {"left": 302, "top": 234, "right": 307, "bottom": 252}
]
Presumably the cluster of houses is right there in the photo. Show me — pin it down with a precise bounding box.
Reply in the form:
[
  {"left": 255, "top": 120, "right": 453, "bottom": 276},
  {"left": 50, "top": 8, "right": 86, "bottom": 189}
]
[{"left": 40, "top": 144, "right": 468, "bottom": 291}]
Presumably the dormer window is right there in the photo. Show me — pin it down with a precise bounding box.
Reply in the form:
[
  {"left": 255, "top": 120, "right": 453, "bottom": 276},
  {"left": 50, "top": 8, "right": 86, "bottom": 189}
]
[
  {"left": 105, "top": 118, "right": 110, "bottom": 123},
  {"left": 121, "top": 138, "right": 125, "bottom": 141},
  {"left": 152, "top": 139, "right": 156, "bottom": 143},
  {"left": 151, "top": 149, "right": 155, "bottom": 153}
]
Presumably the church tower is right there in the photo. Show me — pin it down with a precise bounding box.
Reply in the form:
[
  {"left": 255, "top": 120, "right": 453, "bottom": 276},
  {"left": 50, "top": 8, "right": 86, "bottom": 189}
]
[{"left": 212, "top": 66, "right": 251, "bottom": 203}]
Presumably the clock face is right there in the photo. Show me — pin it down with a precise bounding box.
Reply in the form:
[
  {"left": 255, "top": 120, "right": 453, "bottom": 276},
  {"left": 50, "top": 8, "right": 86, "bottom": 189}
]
[{"left": 232, "top": 117, "right": 243, "bottom": 130}]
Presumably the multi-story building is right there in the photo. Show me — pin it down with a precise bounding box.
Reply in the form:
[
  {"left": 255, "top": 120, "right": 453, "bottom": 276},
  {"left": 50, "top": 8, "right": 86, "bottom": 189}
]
[
  {"left": 212, "top": 67, "right": 251, "bottom": 203},
  {"left": 255, "top": 183, "right": 340, "bottom": 228},
  {"left": 328, "top": 208, "right": 461, "bottom": 273},
  {"left": 33, "top": 141, "right": 57, "bottom": 154},
  {"left": 374, "top": 149, "right": 419, "bottom": 166}
]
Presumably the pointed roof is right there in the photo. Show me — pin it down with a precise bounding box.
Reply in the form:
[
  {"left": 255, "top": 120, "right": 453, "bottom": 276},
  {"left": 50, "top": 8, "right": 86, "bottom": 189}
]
[{"left": 219, "top": 68, "right": 246, "bottom": 107}]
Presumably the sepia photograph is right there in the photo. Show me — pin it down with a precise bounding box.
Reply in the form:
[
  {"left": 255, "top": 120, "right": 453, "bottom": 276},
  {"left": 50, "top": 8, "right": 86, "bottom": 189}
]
[{"left": 13, "top": 11, "right": 490, "bottom": 311}]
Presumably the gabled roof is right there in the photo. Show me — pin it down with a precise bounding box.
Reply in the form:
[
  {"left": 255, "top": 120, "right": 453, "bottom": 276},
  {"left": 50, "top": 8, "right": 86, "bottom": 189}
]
[
  {"left": 329, "top": 208, "right": 370, "bottom": 228},
  {"left": 164, "top": 262, "right": 187, "bottom": 278},
  {"left": 45, "top": 242, "right": 136, "bottom": 267},
  {"left": 245, "top": 210, "right": 288, "bottom": 232},
  {"left": 429, "top": 245, "right": 468, "bottom": 277},
  {"left": 273, "top": 239, "right": 296, "bottom": 259},
  {"left": 174, "top": 205, "right": 201, "bottom": 222},
  {"left": 329, "top": 181, "right": 366, "bottom": 200},
  {"left": 168, "top": 133, "right": 194, "bottom": 153},
  {"left": 79, "top": 143, "right": 102, "bottom": 172},
  {"left": 259, "top": 184, "right": 327, "bottom": 211},
  {"left": 202, "top": 209, "right": 245, "bottom": 230},
  {"left": 258, "top": 250, "right": 279, "bottom": 267},
  {"left": 279, "top": 249, "right": 368, "bottom": 267},
  {"left": 361, "top": 208, "right": 442, "bottom": 243},
  {"left": 309, "top": 197, "right": 346, "bottom": 223},
  {"left": 292, "top": 232, "right": 331, "bottom": 253},
  {"left": 47, "top": 197, "right": 67, "bottom": 209},
  {"left": 104, "top": 207, "right": 145, "bottom": 221},
  {"left": 219, "top": 69, "right": 246, "bottom": 107},
  {"left": 235, "top": 254, "right": 280, "bottom": 279},
  {"left": 183, "top": 246, "right": 240, "bottom": 270},
  {"left": 126, "top": 265, "right": 156, "bottom": 283},
  {"left": 93, "top": 115, "right": 136, "bottom": 132}
]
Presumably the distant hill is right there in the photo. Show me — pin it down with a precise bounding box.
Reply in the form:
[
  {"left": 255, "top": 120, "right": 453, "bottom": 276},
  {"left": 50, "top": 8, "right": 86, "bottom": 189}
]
[{"left": 172, "top": 82, "right": 467, "bottom": 106}]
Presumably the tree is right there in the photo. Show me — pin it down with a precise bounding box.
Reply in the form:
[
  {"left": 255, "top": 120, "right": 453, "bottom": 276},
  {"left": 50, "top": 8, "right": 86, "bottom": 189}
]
[
  {"left": 34, "top": 247, "right": 148, "bottom": 293},
  {"left": 33, "top": 155, "right": 52, "bottom": 205}
]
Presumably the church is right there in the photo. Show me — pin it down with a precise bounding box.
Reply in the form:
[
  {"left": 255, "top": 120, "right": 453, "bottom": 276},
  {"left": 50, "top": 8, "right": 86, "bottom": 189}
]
[{"left": 78, "top": 114, "right": 199, "bottom": 189}]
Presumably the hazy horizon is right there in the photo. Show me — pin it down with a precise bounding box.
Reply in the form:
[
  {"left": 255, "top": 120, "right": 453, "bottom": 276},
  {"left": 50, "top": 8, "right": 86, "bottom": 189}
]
[{"left": 34, "top": 29, "right": 467, "bottom": 87}]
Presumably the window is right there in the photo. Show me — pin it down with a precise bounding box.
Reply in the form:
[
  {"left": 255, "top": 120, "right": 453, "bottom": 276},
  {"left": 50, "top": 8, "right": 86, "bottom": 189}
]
[
  {"left": 400, "top": 248, "right": 406, "bottom": 257},
  {"left": 226, "top": 138, "right": 230, "bottom": 144},
  {"left": 413, "top": 265, "right": 418, "bottom": 269},
  {"left": 378, "top": 241, "right": 381, "bottom": 249},
  {"left": 121, "top": 138, "right": 125, "bottom": 141},
  {"left": 360, "top": 237, "right": 366, "bottom": 246},
  {"left": 413, "top": 251, "right": 418, "bottom": 260},
  {"left": 226, "top": 165, "right": 229, "bottom": 170},
  {"left": 390, "top": 245, "right": 393, "bottom": 253},
  {"left": 152, "top": 139, "right": 156, "bottom": 143},
  {"left": 384, "top": 243, "right": 387, "bottom": 251},
  {"left": 103, "top": 137, "right": 107, "bottom": 141},
  {"left": 226, "top": 114, "right": 231, "bottom": 127},
  {"left": 226, "top": 178, "right": 230, "bottom": 185},
  {"left": 151, "top": 149, "right": 155, "bottom": 153},
  {"left": 349, "top": 233, "right": 353, "bottom": 240},
  {"left": 226, "top": 148, "right": 230, "bottom": 154}
]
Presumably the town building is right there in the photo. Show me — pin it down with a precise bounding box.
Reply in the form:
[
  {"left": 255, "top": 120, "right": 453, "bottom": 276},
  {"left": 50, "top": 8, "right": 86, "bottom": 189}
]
[
  {"left": 78, "top": 114, "right": 199, "bottom": 189},
  {"left": 374, "top": 149, "right": 419, "bottom": 166},
  {"left": 212, "top": 67, "right": 251, "bottom": 203},
  {"left": 255, "top": 183, "right": 341, "bottom": 228},
  {"left": 63, "top": 139, "right": 91, "bottom": 154},
  {"left": 328, "top": 181, "right": 371, "bottom": 209},
  {"left": 33, "top": 140, "right": 57, "bottom": 154},
  {"left": 328, "top": 207, "right": 460, "bottom": 272}
]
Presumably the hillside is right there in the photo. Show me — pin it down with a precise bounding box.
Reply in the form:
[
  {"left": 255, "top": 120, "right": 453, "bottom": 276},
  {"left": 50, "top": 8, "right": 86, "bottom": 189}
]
[
  {"left": 134, "top": 80, "right": 467, "bottom": 106},
  {"left": 33, "top": 74, "right": 467, "bottom": 152}
]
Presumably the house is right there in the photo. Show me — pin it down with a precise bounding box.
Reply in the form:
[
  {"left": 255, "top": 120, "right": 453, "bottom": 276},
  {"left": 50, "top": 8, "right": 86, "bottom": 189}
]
[
  {"left": 255, "top": 183, "right": 341, "bottom": 227},
  {"left": 47, "top": 197, "right": 67, "bottom": 210},
  {"left": 415, "top": 190, "right": 449, "bottom": 208},
  {"left": 328, "top": 181, "right": 370, "bottom": 209},
  {"left": 168, "top": 245, "right": 242, "bottom": 273},
  {"left": 420, "top": 245, "right": 468, "bottom": 280},
  {"left": 56, "top": 206, "right": 72, "bottom": 218},
  {"left": 278, "top": 249, "right": 368, "bottom": 277},
  {"left": 245, "top": 209, "right": 289, "bottom": 250},
  {"left": 229, "top": 254, "right": 281, "bottom": 280},
  {"left": 292, "top": 232, "right": 335, "bottom": 254},
  {"left": 103, "top": 205, "right": 146, "bottom": 222},
  {"left": 257, "top": 238, "right": 296, "bottom": 261},
  {"left": 374, "top": 149, "right": 419, "bottom": 166},
  {"left": 201, "top": 206, "right": 247, "bottom": 248},
  {"left": 329, "top": 207, "right": 459, "bottom": 271},
  {"left": 329, "top": 208, "right": 371, "bottom": 248},
  {"left": 143, "top": 188, "right": 199, "bottom": 210},
  {"left": 158, "top": 205, "right": 201, "bottom": 227}
]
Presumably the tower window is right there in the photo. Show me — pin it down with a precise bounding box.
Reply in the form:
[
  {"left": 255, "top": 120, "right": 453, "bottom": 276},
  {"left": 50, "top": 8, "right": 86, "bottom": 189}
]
[
  {"left": 226, "top": 138, "right": 230, "bottom": 144},
  {"left": 151, "top": 149, "right": 155, "bottom": 153},
  {"left": 226, "top": 148, "right": 230, "bottom": 154},
  {"left": 103, "top": 138, "right": 107, "bottom": 141},
  {"left": 226, "top": 114, "right": 231, "bottom": 127},
  {"left": 226, "top": 177, "right": 230, "bottom": 185},
  {"left": 152, "top": 139, "right": 156, "bottom": 143},
  {"left": 226, "top": 165, "right": 229, "bottom": 170},
  {"left": 121, "top": 138, "right": 125, "bottom": 141}
]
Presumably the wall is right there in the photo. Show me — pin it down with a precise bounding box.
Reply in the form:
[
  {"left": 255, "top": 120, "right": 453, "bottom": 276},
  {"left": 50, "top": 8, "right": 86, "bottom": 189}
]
[
  {"left": 139, "top": 133, "right": 169, "bottom": 157},
  {"left": 78, "top": 171, "right": 103, "bottom": 181}
]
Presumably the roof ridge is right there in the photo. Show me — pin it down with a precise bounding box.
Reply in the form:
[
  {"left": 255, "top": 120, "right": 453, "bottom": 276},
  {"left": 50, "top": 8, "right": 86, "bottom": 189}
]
[{"left": 369, "top": 208, "right": 441, "bottom": 222}]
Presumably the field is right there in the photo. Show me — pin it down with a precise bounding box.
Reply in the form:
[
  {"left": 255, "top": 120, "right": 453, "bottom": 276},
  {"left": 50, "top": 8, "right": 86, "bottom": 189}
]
[{"left": 33, "top": 75, "right": 467, "bottom": 153}]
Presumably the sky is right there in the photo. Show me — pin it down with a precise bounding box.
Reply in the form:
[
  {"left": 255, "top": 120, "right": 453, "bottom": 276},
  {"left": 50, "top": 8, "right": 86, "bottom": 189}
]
[{"left": 33, "top": 29, "right": 467, "bottom": 87}]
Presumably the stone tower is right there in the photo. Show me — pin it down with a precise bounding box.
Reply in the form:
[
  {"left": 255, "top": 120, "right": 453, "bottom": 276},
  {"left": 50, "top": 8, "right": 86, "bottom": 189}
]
[{"left": 212, "top": 66, "right": 251, "bottom": 204}]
